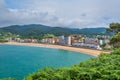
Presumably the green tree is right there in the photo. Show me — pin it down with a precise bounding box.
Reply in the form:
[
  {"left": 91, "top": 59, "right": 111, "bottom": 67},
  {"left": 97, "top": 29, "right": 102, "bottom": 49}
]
[
  {"left": 110, "top": 32, "right": 120, "bottom": 48},
  {"left": 107, "top": 23, "right": 120, "bottom": 48},
  {"left": 107, "top": 23, "right": 120, "bottom": 33},
  {"left": 43, "top": 34, "right": 55, "bottom": 38}
]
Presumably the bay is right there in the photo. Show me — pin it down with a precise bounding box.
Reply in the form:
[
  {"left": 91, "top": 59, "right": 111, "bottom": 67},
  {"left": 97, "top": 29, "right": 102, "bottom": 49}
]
[{"left": 0, "top": 44, "right": 94, "bottom": 79}]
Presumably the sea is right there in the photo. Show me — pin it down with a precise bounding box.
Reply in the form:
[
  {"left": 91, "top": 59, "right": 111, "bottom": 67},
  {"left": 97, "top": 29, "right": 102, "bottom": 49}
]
[{"left": 0, "top": 44, "right": 94, "bottom": 79}]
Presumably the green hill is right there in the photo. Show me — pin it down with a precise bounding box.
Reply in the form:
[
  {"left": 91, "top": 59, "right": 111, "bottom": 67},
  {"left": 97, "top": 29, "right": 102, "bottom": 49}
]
[{"left": 0, "top": 24, "right": 107, "bottom": 38}]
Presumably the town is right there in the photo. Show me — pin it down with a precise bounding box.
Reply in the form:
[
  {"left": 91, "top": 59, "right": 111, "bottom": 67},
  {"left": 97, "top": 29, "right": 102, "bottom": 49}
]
[{"left": 6, "top": 34, "right": 111, "bottom": 50}]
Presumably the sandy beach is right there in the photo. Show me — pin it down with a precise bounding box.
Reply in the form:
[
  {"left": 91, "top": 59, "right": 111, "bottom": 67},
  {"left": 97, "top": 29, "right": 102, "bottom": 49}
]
[{"left": 3, "top": 42, "right": 110, "bottom": 56}]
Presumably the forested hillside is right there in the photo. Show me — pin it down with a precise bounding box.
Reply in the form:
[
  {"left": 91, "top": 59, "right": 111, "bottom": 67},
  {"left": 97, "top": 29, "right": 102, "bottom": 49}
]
[{"left": 0, "top": 24, "right": 107, "bottom": 39}]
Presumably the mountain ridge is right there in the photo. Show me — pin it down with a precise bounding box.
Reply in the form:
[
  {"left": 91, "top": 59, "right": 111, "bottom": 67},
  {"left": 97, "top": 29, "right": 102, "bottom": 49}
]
[{"left": 0, "top": 24, "right": 107, "bottom": 38}]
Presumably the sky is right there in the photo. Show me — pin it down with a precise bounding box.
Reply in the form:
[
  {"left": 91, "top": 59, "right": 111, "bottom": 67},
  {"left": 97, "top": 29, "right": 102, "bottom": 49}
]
[{"left": 0, "top": 0, "right": 120, "bottom": 28}]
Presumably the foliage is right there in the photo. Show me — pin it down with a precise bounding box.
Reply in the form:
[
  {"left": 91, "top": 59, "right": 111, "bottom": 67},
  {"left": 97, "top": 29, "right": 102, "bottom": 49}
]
[
  {"left": 110, "top": 32, "right": 120, "bottom": 48},
  {"left": 0, "top": 39, "right": 8, "bottom": 42},
  {"left": 0, "top": 77, "right": 17, "bottom": 80},
  {"left": 100, "top": 43, "right": 106, "bottom": 48},
  {"left": 43, "top": 34, "right": 56, "bottom": 38},
  {"left": 111, "top": 48, "right": 120, "bottom": 55},
  {"left": 108, "top": 23, "right": 120, "bottom": 33},
  {"left": 107, "top": 23, "right": 120, "bottom": 48},
  {"left": 0, "top": 32, "right": 19, "bottom": 42},
  {"left": 24, "top": 49, "right": 120, "bottom": 80}
]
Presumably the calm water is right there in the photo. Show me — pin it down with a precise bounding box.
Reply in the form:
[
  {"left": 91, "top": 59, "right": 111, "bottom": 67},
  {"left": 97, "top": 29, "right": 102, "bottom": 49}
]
[{"left": 0, "top": 44, "right": 94, "bottom": 79}]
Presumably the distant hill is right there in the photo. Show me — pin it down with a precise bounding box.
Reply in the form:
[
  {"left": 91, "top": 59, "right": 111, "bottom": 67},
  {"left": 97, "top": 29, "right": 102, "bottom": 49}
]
[{"left": 0, "top": 24, "right": 107, "bottom": 38}]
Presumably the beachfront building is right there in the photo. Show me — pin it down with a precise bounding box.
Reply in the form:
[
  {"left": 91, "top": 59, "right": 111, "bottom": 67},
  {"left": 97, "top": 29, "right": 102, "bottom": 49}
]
[
  {"left": 72, "top": 42, "right": 84, "bottom": 47},
  {"left": 19, "top": 39, "right": 25, "bottom": 43},
  {"left": 41, "top": 38, "right": 58, "bottom": 44},
  {"left": 104, "top": 38, "right": 110, "bottom": 44},
  {"left": 64, "top": 36, "right": 71, "bottom": 46},
  {"left": 14, "top": 38, "right": 21, "bottom": 42},
  {"left": 72, "top": 38, "right": 84, "bottom": 47},
  {"left": 98, "top": 35, "right": 111, "bottom": 48},
  {"left": 58, "top": 36, "right": 72, "bottom": 46},
  {"left": 12, "top": 38, "right": 38, "bottom": 43},
  {"left": 31, "top": 39, "right": 38, "bottom": 43},
  {"left": 58, "top": 36, "right": 65, "bottom": 45},
  {"left": 84, "top": 37, "right": 100, "bottom": 49},
  {"left": 98, "top": 35, "right": 110, "bottom": 45},
  {"left": 71, "top": 34, "right": 111, "bottom": 50},
  {"left": 71, "top": 37, "right": 101, "bottom": 49},
  {"left": 71, "top": 35, "right": 85, "bottom": 47},
  {"left": 6, "top": 37, "right": 12, "bottom": 42}
]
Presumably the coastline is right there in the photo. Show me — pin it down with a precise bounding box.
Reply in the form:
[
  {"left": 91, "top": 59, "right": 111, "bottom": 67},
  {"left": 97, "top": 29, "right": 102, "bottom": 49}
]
[{"left": 2, "top": 42, "right": 110, "bottom": 56}]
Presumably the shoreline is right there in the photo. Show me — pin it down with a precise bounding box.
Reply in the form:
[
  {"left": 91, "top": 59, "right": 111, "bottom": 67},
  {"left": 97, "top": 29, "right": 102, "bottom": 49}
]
[{"left": 2, "top": 42, "right": 110, "bottom": 56}]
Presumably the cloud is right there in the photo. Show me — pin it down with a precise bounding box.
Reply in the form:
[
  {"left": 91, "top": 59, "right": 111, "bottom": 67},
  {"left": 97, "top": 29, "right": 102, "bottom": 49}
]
[
  {"left": 0, "top": 6, "right": 59, "bottom": 27},
  {"left": 0, "top": 0, "right": 59, "bottom": 27},
  {"left": 0, "top": 0, "right": 6, "bottom": 7},
  {"left": 0, "top": 0, "right": 120, "bottom": 28}
]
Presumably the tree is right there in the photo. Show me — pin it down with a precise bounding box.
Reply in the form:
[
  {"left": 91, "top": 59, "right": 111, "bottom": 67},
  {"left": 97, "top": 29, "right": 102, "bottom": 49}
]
[
  {"left": 107, "top": 23, "right": 120, "bottom": 48},
  {"left": 110, "top": 32, "right": 120, "bottom": 48},
  {"left": 107, "top": 23, "right": 120, "bottom": 33},
  {"left": 43, "top": 34, "right": 55, "bottom": 38}
]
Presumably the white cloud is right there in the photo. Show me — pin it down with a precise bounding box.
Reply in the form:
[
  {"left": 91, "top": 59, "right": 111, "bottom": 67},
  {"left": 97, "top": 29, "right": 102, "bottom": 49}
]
[{"left": 0, "top": 0, "right": 120, "bottom": 28}]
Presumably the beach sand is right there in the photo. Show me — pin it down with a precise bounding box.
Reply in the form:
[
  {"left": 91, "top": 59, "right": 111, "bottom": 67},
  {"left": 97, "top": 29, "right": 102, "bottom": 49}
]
[{"left": 3, "top": 42, "right": 110, "bottom": 56}]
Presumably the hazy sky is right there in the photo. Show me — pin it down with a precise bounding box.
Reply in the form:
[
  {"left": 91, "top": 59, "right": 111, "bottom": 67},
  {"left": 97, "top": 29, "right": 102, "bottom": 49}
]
[{"left": 0, "top": 0, "right": 120, "bottom": 28}]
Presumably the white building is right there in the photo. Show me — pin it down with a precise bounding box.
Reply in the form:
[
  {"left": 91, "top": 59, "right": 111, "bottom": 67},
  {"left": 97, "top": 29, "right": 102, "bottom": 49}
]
[
  {"left": 58, "top": 36, "right": 71, "bottom": 46},
  {"left": 41, "top": 38, "right": 55, "bottom": 44},
  {"left": 104, "top": 39, "right": 110, "bottom": 44},
  {"left": 58, "top": 36, "right": 65, "bottom": 45},
  {"left": 84, "top": 38, "right": 101, "bottom": 49},
  {"left": 72, "top": 42, "right": 84, "bottom": 47},
  {"left": 85, "top": 38, "right": 98, "bottom": 44},
  {"left": 99, "top": 39, "right": 104, "bottom": 45},
  {"left": 64, "top": 36, "right": 71, "bottom": 46}
]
